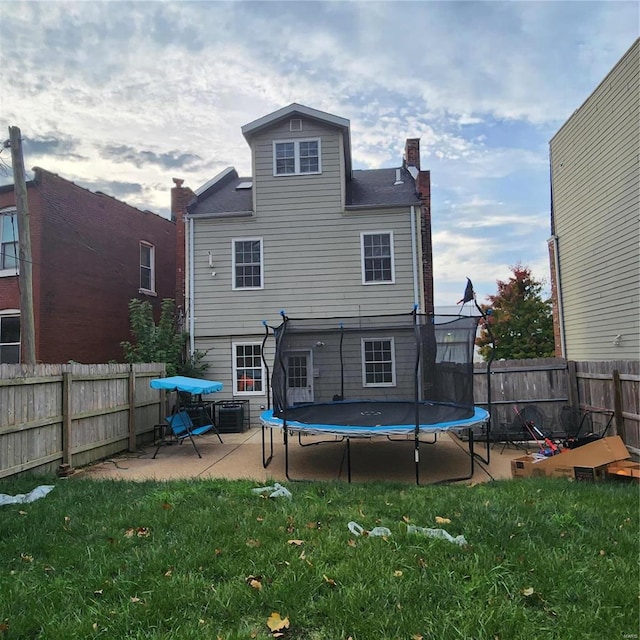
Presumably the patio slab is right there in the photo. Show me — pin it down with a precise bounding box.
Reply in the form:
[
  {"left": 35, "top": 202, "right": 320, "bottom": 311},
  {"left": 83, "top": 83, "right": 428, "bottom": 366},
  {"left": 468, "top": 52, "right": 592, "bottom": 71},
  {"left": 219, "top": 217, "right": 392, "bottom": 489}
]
[{"left": 77, "top": 426, "right": 529, "bottom": 485}]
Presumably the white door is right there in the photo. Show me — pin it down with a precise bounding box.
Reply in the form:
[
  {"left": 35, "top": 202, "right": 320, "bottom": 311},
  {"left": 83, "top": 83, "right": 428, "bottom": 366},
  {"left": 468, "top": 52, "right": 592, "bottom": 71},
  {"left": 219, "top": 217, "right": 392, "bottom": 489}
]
[{"left": 286, "top": 351, "right": 313, "bottom": 405}]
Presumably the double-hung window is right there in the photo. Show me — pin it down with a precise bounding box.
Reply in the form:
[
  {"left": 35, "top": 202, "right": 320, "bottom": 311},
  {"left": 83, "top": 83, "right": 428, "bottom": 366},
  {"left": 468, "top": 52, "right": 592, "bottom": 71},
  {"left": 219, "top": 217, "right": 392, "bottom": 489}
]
[
  {"left": 140, "top": 242, "right": 155, "bottom": 293},
  {"left": 273, "top": 139, "right": 321, "bottom": 175},
  {"left": 0, "top": 313, "right": 20, "bottom": 364},
  {"left": 361, "top": 231, "right": 395, "bottom": 284},
  {"left": 1, "top": 209, "right": 19, "bottom": 275},
  {"left": 233, "top": 238, "right": 263, "bottom": 289},
  {"left": 233, "top": 342, "right": 264, "bottom": 395},
  {"left": 362, "top": 337, "right": 396, "bottom": 387}
]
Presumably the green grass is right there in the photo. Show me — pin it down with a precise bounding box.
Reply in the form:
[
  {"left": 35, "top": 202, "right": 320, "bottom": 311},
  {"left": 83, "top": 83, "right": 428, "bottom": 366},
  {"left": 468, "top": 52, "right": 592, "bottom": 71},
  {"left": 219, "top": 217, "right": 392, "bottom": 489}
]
[{"left": 0, "top": 475, "right": 637, "bottom": 639}]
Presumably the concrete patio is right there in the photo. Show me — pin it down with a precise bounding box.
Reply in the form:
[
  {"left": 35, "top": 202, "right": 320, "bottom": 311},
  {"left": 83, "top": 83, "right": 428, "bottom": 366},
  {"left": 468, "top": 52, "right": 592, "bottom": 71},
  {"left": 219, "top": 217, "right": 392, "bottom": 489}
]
[{"left": 78, "top": 426, "right": 527, "bottom": 484}]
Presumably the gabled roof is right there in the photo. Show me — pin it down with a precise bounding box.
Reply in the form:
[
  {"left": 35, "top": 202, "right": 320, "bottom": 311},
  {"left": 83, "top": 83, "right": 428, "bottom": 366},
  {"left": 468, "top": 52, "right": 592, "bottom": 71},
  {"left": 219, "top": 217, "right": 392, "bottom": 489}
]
[{"left": 241, "top": 103, "right": 352, "bottom": 177}]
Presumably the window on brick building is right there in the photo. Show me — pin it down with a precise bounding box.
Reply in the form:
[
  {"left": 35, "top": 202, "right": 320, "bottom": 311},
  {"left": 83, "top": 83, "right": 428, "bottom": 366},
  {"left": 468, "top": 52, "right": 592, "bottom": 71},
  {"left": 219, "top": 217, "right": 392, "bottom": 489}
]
[
  {"left": 0, "top": 209, "right": 19, "bottom": 276},
  {"left": 0, "top": 313, "right": 20, "bottom": 364},
  {"left": 140, "top": 242, "right": 155, "bottom": 293}
]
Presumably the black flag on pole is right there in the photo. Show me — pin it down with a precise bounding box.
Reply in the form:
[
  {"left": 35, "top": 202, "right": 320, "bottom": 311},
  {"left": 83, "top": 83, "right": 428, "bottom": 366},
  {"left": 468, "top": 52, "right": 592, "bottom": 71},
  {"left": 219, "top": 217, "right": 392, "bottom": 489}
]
[{"left": 457, "top": 278, "right": 475, "bottom": 305}]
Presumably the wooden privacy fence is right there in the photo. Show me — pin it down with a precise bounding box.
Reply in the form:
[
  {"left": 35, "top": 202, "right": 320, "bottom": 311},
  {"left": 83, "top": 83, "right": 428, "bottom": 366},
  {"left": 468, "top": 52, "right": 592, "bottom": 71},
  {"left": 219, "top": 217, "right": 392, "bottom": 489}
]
[
  {"left": 0, "top": 363, "right": 166, "bottom": 479},
  {"left": 474, "top": 358, "right": 640, "bottom": 452}
]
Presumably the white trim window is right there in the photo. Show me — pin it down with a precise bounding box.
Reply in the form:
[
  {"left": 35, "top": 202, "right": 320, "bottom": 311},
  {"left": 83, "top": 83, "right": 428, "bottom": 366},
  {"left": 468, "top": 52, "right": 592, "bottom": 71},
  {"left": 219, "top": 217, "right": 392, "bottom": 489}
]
[
  {"left": 139, "top": 241, "right": 156, "bottom": 293},
  {"left": 362, "top": 337, "right": 396, "bottom": 387},
  {"left": 233, "top": 238, "right": 263, "bottom": 289},
  {"left": 0, "top": 208, "right": 19, "bottom": 276},
  {"left": 0, "top": 312, "right": 20, "bottom": 364},
  {"left": 361, "top": 231, "right": 395, "bottom": 284},
  {"left": 273, "top": 139, "right": 321, "bottom": 175},
  {"left": 233, "top": 342, "right": 265, "bottom": 395}
]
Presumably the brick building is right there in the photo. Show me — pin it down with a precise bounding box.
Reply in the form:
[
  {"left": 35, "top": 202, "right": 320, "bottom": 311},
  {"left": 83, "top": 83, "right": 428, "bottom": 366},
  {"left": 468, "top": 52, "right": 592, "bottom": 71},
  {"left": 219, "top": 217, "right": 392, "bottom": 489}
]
[{"left": 0, "top": 168, "right": 176, "bottom": 363}]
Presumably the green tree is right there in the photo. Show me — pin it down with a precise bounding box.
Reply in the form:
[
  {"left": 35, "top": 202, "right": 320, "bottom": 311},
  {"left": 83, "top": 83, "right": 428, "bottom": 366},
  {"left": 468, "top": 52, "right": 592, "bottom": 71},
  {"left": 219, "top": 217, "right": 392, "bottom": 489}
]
[
  {"left": 121, "top": 298, "right": 208, "bottom": 377},
  {"left": 476, "top": 264, "right": 555, "bottom": 361}
]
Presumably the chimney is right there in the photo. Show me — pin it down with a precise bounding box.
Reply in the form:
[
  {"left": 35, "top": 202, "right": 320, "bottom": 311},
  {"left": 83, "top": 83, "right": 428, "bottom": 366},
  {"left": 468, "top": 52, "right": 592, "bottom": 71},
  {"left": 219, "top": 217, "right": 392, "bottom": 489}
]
[
  {"left": 171, "top": 178, "right": 195, "bottom": 320},
  {"left": 404, "top": 138, "right": 420, "bottom": 170}
]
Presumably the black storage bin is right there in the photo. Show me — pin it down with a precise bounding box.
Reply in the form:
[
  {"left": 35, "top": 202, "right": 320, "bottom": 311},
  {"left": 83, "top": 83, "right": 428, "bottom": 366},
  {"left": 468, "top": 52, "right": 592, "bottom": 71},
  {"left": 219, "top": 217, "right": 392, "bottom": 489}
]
[{"left": 217, "top": 403, "right": 245, "bottom": 433}]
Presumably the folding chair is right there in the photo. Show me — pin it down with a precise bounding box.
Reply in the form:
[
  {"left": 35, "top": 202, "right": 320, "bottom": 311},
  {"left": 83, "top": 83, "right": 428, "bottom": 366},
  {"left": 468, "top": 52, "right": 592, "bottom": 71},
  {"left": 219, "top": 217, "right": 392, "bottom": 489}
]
[{"left": 153, "top": 410, "right": 220, "bottom": 459}]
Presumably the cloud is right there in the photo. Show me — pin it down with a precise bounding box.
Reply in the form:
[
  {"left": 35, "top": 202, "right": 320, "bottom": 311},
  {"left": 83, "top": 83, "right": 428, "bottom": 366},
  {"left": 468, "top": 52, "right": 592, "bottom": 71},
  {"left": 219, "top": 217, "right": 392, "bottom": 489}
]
[
  {"left": 23, "top": 134, "right": 85, "bottom": 160},
  {"left": 100, "top": 144, "right": 203, "bottom": 170}
]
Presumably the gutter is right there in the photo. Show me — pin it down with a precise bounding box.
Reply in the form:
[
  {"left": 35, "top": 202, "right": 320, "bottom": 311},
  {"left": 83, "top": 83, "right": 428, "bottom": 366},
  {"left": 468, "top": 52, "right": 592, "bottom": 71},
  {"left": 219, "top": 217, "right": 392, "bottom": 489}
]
[
  {"left": 185, "top": 210, "right": 254, "bottom": 220},
  {"left": 345, "top": 202, "right": 419, "bottom": 212}
]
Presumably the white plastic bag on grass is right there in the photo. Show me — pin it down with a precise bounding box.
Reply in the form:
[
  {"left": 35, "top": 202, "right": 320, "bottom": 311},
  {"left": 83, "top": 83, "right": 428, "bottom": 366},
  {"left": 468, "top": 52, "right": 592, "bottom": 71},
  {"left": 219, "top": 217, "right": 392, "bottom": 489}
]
[
  {"left": 348, "top": 521, "right": 391, "bottom": 537},
  {"left": 0, "top": 485, "right": 55, "bottom": 506},
  {"left": 251, "top": 482, "right": 292, "bottom": 499},
  {"left": 407, "top": 524, "right": 467, "bottom": 546}
]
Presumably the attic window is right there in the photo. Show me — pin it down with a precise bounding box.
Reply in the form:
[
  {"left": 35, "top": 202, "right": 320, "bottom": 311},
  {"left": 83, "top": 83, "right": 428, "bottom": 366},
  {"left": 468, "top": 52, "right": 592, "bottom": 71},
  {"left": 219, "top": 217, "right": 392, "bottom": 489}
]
[
  {"left": 273, "top": 139, "right": 321, "bottom": 175},
  {"left": 236, "top": 182, "right": 253, "bottom": 190},
  {"left": 290, "top": 118, "right": 303, "bottom": 132}
]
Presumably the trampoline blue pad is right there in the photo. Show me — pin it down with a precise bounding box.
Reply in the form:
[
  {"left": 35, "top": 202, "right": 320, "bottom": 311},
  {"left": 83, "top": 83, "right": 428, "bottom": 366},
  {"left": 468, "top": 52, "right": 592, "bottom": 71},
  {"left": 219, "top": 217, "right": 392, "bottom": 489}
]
[
  {"left": 260, "top": 402, "right": 489, "bottom": 437},
  {"left": 149, "top": 376, "right": 223, "bottom": 395}
]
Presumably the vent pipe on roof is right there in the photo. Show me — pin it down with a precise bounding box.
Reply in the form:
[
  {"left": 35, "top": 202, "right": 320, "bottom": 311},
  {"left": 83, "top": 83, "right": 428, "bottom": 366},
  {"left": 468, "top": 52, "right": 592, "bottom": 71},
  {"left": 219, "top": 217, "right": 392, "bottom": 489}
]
[{"left": 394, "top": 168, "right": 404, "bottom": 185}]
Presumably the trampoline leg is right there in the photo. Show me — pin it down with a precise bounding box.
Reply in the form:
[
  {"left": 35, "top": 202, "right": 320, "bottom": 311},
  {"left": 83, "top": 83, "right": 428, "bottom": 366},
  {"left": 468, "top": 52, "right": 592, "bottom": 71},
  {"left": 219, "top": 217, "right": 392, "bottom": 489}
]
[
  {"left": 346, "top": 438, "right": 352, "bottom": 483},
  {"left": 415, "top": 441, "right": 420, "bottom": 486},
  {"left": 261, "top": 425, "right": 274, "bottom": 468},
  {"left": 284, "top": 428, "right": 291, "bottom": 481}
]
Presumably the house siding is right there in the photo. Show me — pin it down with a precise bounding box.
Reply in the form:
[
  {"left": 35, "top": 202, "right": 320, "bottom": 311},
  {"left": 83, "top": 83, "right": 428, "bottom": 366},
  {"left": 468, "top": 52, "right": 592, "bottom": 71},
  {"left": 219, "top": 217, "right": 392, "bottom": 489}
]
[{"left": 550, "top": 39, "right": 639, "bottom": 361}]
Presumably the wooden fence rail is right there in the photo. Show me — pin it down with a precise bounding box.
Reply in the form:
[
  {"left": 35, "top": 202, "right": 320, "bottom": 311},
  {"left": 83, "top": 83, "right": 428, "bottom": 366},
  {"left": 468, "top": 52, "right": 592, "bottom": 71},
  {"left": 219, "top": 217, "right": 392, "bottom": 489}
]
[{"left": 0, "top": 363, "right": 166, "bottom": 478}]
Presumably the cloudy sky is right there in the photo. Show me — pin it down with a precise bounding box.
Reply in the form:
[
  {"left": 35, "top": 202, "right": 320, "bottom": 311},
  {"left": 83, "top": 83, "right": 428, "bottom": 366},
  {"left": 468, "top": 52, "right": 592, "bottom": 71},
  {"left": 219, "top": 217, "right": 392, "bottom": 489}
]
[{"left": 0, "top": 1, "right": 637, "bottom": 307}]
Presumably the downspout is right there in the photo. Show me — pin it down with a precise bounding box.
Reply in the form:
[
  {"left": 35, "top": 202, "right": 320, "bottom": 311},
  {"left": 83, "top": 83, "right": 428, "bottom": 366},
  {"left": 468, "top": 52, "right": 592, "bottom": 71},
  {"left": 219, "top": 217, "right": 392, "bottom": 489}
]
[
  {"left": 410, "top": 205, "right": 420, "bottom": 309},
  {"left": 551, "top": 234, "right": 567, "bottom": 358},
  {"left": 188, "top": 216, "right": 195, "bottom": 357}
]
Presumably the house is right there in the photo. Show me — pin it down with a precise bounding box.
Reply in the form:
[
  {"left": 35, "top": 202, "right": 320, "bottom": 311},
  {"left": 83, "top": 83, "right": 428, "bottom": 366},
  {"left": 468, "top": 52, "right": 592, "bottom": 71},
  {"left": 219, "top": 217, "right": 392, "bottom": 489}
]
[
  {"left": 172, "top": 103, "right": 433, "bottom": 404},
  {"left": 548, "top": 39, "right": 639, "bottom": 361},
  {"left": 0, "top": 167, "right": 176, "bottom": 363}
]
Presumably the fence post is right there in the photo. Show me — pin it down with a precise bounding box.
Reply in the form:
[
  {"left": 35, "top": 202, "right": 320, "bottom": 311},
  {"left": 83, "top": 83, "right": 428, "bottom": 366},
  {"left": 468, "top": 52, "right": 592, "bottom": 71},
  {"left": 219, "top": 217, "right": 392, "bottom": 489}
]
[
  {"left": 128, "top": 366, "right": 136, "bottom": 452},
  {"left": 567, "top": 360, "right": 579, "bottom": 408},
  {"left": 62, "top": 372, "right": 73, "bottom": 469},
  {"left": 612, "top": 370, "right": 625, "bottom": 441}
]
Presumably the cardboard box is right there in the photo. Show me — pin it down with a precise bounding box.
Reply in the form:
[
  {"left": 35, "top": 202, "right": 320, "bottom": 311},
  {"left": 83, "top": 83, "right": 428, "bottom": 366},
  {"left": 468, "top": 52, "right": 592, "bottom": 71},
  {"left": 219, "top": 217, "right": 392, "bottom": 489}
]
[
  {"left": 606, "top": 460, "right": 640, "bottom": 481},
  {"left": 512, "top": 436, "right": 630, "bottom": 481},
  {"left": 511, "top": 456, "right": 537, "bottom": 478}
]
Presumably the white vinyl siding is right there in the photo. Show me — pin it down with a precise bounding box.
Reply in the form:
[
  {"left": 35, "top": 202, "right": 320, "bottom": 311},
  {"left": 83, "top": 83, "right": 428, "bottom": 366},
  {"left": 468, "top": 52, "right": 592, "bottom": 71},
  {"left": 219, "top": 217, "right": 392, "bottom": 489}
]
[
  {"left": 550, "top": 40, "right": 639, "bottom": 361},
  {"left": 361, "top": 231, "right": 395, "bottom": 284}
]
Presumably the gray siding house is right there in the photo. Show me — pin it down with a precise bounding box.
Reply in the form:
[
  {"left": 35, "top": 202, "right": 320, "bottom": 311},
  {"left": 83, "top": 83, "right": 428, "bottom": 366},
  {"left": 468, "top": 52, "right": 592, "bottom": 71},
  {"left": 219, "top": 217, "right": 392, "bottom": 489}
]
[
  {"left": 173, "top": 104, "right": 433, "bottom": 407},
  {"left": 548, "top": 39, "right": 639, "bottom": 361}
]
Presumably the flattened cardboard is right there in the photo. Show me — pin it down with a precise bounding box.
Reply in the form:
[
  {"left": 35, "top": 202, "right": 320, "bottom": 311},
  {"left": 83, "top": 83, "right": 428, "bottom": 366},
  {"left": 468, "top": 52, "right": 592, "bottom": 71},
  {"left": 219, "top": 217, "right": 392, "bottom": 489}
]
[{"left": 512, "top": 436, "right": 630, "bottom": 481}]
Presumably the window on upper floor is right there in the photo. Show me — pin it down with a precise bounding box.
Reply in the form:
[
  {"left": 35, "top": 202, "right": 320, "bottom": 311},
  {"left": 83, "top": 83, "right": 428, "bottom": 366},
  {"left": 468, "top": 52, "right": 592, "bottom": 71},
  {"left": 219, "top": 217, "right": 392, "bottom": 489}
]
[
  {"left": 362, "top": 337, "right": 396, "bottom": 387},
  {"left": 233, "top": 342, "right": 264, "bottom": 395},
  {"left": 273, "top": 139, "right": 321, "bottom": 176},
  {"left": 0, "top": 209, "right": 19, "bottom": 276},
  {"left": 140, "top": 242, "right": 156, "bottom": 294},
  {"left": 233, "top": 238, "right": 263, "bottom": 289},
  {"left": 0, "top": 313, "right": 20, "bottom": 364},
  {"left": 361, "top": 231, "right": 395, "bottom": 284}
]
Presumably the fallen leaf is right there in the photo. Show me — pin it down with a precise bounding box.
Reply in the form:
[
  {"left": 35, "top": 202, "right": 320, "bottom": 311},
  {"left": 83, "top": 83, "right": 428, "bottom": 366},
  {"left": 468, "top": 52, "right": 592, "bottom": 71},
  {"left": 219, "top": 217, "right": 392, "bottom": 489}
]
[
  {"left": 43, "top": 565, "right": 55, "bottom": 573},
  {"left": 20, "top": 553, "right": 33, "bottom": 563},
  {"left": 599, "top": 549, "right": 606, "bottom": 556},
  {"left": 435, "top": 516, "right": 451, "bottom": 524},
  {"left": 18, "top": 510, "right": 27, "bottom": 516},
  {"left": 347, "top": 539, "right": 357, "bottom": 547},
  {"left": 92, "top": 622, "right": 98, "bottom": 631},
  {"left": 412, "top": 634, "right": 423, "bottom": 640},
  {"left": 266, "top": 612, "right": 290, "bottom": 633},
  {"left": 257, "top": 516, "right": 264, "bottom": 522},
  {"left": 164, "top": 568, "right": 173, "bottom": 577},
  {"left": 394, "top": 570, "right": 403, "bottom": 577},
  {"left": 64, "top": 516, "right": 70, "bottom": 524},
  {"left": 522, "top": 587, "right": 535, "bottom": 597},
  {"left": 287, "top": 539, "right": 304, "bottom": 546},
  {"left": 93, "top": 589, "right": 103, "bottom": 596},
  {"left": 417, "top": 557, "right": 426, "bottom": 569},
  {"left": 124, "top": 528, "right": 135, "bottom": 538},
  {"left": 136, "top": 527, "right": 150, "bottom": 538},
  {"left": 249, "top": 579, "right": 262, "bottom": 590},
  {"left": 130, "top": 596, "right": 142, "bottom": 603},
  {"left": 246, "top": 539, "right": 261, "bottom": 548},
  {"left": 323, "top": 574, "right": 337, "bottom": 587},
  {"left": 162, "top": 503, "right": 172, "bottom": 510},
  {"left": 306, "top": 521, "right": 321, "bottom": 529},
  {"left": 402, "top": 515, "right": 410, "bottom": 523},
  {"left": 199, "top": 619, "right": 205, "bottom": 625},
  {"left": 215, "top": 548, "right": 222, "bottom": 556}
]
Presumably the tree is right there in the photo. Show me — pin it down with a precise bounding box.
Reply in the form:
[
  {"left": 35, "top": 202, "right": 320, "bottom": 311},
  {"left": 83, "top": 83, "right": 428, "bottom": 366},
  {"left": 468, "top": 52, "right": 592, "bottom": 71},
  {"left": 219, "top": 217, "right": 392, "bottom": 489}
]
[
  {"left": 121, "top": 298, "right": 208, "bottom": 377},
  {"left": 476, "top": 265, "right": 555, "bottom": 361}
]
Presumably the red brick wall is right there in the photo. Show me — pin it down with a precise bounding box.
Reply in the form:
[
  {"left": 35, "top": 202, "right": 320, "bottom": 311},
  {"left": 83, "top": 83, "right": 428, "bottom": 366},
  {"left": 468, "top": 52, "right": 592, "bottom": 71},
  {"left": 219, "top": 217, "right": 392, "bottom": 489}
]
[
  {"left": 171, "top": 178, "right": 195, "bottom": 318},
  {"left": 417, "top": 170, "right": 434, "bottom": 314},
  {"left": 2, "top": 169, "right": 177, "bottom": 363}
]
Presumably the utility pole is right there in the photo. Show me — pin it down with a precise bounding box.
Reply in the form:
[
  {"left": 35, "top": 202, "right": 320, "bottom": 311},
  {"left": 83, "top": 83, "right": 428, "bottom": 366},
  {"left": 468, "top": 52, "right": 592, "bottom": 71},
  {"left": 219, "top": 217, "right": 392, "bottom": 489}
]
[{"left": 8, "top": 126, "right": 36, "bottom": 365}]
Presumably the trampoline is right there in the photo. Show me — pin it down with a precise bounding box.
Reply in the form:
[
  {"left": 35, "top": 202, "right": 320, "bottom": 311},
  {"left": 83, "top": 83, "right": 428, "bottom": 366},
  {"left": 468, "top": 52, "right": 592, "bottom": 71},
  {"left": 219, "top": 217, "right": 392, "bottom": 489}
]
[{"left": 259, "top": 309, "right": 492, "bottom": 484}]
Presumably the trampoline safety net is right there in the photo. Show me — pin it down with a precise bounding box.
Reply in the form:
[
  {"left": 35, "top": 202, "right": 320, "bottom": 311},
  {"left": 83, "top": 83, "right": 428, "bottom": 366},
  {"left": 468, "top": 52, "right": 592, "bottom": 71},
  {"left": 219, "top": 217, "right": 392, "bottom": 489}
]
[{"left": 270, "top": 312, "right": 480, "bottom": 425}]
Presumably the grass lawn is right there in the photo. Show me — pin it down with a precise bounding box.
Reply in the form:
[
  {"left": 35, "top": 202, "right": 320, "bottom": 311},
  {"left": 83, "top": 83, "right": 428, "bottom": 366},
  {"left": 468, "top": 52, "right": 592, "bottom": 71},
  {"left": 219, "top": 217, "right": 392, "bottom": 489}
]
[{"left": 0, "top": 474, "right": 637, "bottom": 639}]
